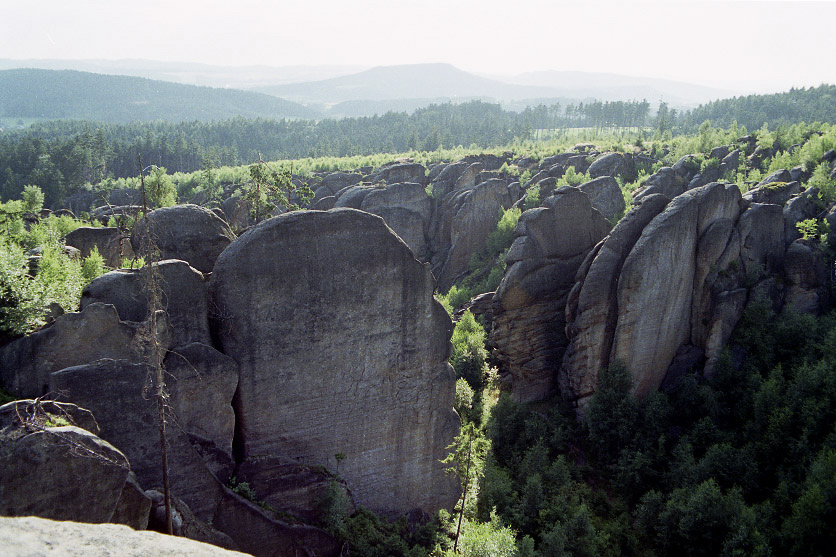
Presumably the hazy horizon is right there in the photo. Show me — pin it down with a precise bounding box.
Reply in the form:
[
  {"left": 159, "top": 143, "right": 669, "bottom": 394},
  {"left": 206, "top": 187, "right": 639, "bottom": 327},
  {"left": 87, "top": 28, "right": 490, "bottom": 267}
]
[{"left": 1, "top": 0, "right": 835, "bottom": 95}]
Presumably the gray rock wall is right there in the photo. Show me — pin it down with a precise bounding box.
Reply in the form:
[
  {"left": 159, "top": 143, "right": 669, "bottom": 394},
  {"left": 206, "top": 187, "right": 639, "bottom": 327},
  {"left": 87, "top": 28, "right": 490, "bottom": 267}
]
[{"left": 210, "top": 208, "right": 459, "bottom": 516}]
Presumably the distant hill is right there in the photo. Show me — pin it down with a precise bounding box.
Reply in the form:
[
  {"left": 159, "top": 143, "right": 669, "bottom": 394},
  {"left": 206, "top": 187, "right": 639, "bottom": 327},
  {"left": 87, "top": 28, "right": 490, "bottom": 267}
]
[
  {"left": 256, "top": 63, "right": 732, "bottom": 114},
  {"left": 0, "top": 69, "right": 319, "bottom": 123},
  {"left": 0, "top": 59, "right": 364, "bottom": 89},
  {"left": 255, "top": 63, "right": 558, "bottom": 105}
]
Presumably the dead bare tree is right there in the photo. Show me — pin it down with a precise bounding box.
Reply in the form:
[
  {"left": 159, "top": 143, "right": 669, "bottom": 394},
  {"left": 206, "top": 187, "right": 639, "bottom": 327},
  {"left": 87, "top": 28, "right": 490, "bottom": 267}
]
[{"left": 136, "top": 155, "right": 173, "bottom": 535}]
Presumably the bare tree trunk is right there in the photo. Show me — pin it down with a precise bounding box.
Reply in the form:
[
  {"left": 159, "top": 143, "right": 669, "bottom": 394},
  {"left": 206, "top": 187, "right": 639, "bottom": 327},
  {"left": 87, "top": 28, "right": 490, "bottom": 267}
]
[
  {"left": 138, "top": 155, "right": 173, "bottom": 536},
  {"left": 453, "top": 434, "right": 472, "bottom": 553}
]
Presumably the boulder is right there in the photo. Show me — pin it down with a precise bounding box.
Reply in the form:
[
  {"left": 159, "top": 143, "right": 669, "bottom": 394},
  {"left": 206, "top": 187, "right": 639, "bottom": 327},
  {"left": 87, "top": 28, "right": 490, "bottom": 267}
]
[
  {"left": 111, "top": 472, "right": 153, "bottom": 530},
  {"left": 50, "top": 359, "right": 226, "bottom": 521},
  {"left": 209, "top": 208, "right": 459, "bottom": 516},
  {"left": 320, "top": 171, "right": 363, "bottom": 194},
  {"left": 587, "top": 152, "right": 635, "bottom": 182},
  {"left": 361, "top": 182, "right": 433, "bottom": 259},
  {"left": 429, "top": 161, "right": 469, "bottom": 198},
  {"left": 64, "top": 226, "right": 131, "bottom": 268},
  {"left": 146, "top": 491, "right": 237, "bottom": 550},
  {"left": 577, "top": 176, "right": 626, "bottom": 221},
  {"left": 719, "top": 149, "right": 740, "bottom": 176},
  {"left": 742, "top": 181, "right": 802, "bottom": 207},
  {"left": 81, "top": 260, "right": 212, "bottom": 348},
  {"left": 0, "top": 400, "right": 130, "bottom": 523},
  {"left": 0, "top": 516, "right": 250, "bottom": 556},
  {"left": 453, "top": 162, "right": 484, "bottom": 191},
  {"left": 131, "top": 205, "right": 236, "bottom": 274},
  {"left": 333, "top": 184, "right": 374, "bottom": 209},
  {"left": 370, "top": 162, "right": 427, "bottom": 186},
  {"left": 709, "top": 145, "right": 731, "bottom": 161},
  {"left": 0, "top": 302, "right": 169, "bottom": 398},
  {"left": 757, "top": 168, "right": 792, "bottom": 187},
  {"left": 220, "top": 196, "right": 255, "bottom": 232},
  {"left": 491, "top": 187, "right": 612, "bottom": 402}
]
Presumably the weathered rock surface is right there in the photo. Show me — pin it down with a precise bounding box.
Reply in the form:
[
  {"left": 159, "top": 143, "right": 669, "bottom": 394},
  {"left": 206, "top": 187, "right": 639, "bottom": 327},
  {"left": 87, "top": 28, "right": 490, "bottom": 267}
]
[
  {"left": 560, "top": 193, "right": 671, "bottom": 401},
  {"left": 131, "top": 204, "right": 236, "bottom": 274},
  {"left": 50, "top": 359, "right": 226, "bottom": 521},
  {"left": 64, "top": 226, "right": 132, "bottom": 268},
  {"left": 370, "top": 162, "right": 427, "bottom": 185},
  {"left": 234, "top": 455, "right": 353, "bottom": 523},
  {"left": 361, "top": 182, "right": 433, "bottom": 259},
  {"left": 743, "top": 180, "right": 802, "bottom": 206},
  {"left": 491, "top": 187, "right": 612, "bottom": 402},
  {"left": 81, "top": 260, "right": 212, "bottom": 348},
  {"left": 112, "top": 472, "right": 152, "bottom": 530},
  {"left": 577, "top": 176, "right": 626, "bottom": 221},
  {"left": 164, "top": 342, "right": 239, "bottom": 472},
  {"left": 634, "top": 159, "right": 695, "bottom": 203},
  {"left": 436, "top": 178, "right": 516, "bottom": 289},
  {"left": 610, "top": 183, "right": 742, "bottom": 397},
  {"left": 0, "top": 516, "right": 250, "bottom": 557},
  {"left": 0, "top": 302, "right": 169, "bottom": 398},
  {"left": 213, "top": 489, "right": 340, "bottom": 557},
  {"left": 784, "top": 239, "right": 830, "bottom": 314},
  {"left": 783, "top": 187, "right": 821, "bottom": 244},
  {"left": 210, "top": 208, "right": 459, "bottom": 516},
  {"left": 587, "top": 152, "right": 636, "bottom": 182},
  {"left": 0, "top": 400, "right": 130, "bottom": 524}
]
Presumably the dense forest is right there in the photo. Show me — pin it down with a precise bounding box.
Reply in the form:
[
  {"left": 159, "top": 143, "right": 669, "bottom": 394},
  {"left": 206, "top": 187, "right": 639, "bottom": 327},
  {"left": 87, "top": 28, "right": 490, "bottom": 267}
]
[
  {"left": 2, "top": 84, "right": 836, "bottom": 209},
  {"left": 0, "top": 69, "right": 317, "bottom": 123}
]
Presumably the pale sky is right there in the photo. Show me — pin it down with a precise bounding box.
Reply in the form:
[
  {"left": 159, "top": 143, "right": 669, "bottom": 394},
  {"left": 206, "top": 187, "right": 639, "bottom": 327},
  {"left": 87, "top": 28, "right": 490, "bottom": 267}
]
[{"left": 1, "top": 0, "right": 834, "bottom": 92}]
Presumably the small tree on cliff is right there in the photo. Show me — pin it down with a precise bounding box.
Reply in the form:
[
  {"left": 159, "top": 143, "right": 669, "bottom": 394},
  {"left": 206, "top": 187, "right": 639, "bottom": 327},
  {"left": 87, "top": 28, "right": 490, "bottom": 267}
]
[{"left": 245, "top": 155, "right": 313, "bottom": 223}]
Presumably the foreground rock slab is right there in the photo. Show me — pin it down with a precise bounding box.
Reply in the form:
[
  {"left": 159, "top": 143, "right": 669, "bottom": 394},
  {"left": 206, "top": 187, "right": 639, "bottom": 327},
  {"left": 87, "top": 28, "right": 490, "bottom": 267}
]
[{"left": 0, "top": 516, "right": 250, "bottom": 557}]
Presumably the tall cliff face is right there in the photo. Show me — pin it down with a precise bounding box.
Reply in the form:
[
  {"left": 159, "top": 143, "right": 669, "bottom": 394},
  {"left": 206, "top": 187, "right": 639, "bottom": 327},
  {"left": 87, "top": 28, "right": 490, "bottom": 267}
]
[
  {"left": 560, "top": 180, "right": 831, "bottom": 409},
  {"left": 210, "top": 208, "right": 460, "bottom": 516},
  {"left": 490, "top": 187, "right": 612, "bottom": 402}
]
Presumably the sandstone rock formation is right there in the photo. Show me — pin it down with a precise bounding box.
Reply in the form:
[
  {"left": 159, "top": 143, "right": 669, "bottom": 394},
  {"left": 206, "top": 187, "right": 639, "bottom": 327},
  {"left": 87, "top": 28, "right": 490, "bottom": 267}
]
[
  {"left": 0, "top": 400, "right": 137, "bottom": 525},
  {"left": 210, "top": 208, "right": 459, "bottom": 516},
  {"left": 131, "top": 204, "right": 236, "bottom": 274},
  {"left": 577, "top": 176, "right": 626, "bottom": 221},
  {"left": 560, "top": 193, "right": 671, "bottom": 402},
  {"left": 64, "top": 226, "right": 132, "bottom": 268},
  {"left": 49, "top": 359, "right": 227, "bottom": 520},
  {"left": 491, "top": 187, "right": 612, "bottom": 402},
  {"left": 0, "top": 302, "right": 170, "bottom": 398},
  {"left": 81, "top": 260, "right": 212, "bottom": 348}
]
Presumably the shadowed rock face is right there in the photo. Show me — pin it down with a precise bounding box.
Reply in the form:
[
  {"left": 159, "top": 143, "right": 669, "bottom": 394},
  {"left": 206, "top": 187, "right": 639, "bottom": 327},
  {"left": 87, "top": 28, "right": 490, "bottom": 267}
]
[
  {"left": 0, "top": 400, "right": 131, "bottom": 524},
  {"left": 0, "top": 302, "right": 168, "bottom": 398},
  {"left": 491, "top": 187, "right": 612, "bottom": 402},
  {"left": 560, "top": 193, "right": 671, "bottom": 402},
  {"left": 81, "top": 260, "right": 212, "bottom": 348},
  {"left": 210, "top": 208, "right": 459, "bottom": 516},
  {"left": 560, "top": 180, "right": 830, "bottom": 409},
  {"left": 131, "top": 204, "right": 236, "bottom": 274},
  {"left": 49, "top": 359, "right": 226, "bottom": 520}
]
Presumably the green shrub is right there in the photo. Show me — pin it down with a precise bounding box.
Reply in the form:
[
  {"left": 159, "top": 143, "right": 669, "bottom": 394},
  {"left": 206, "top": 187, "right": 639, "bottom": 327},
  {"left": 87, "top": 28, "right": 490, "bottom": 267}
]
[{"left": 451, "top": 311, "right": 488, "bottom": 390}]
